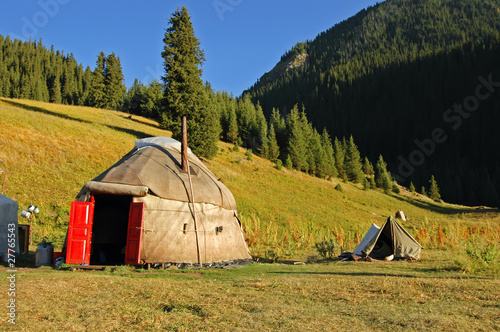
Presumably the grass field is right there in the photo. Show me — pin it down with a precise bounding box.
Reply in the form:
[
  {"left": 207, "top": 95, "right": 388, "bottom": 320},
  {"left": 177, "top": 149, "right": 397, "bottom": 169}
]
[
  {"left": 0, "top": 97, "right": 499, "bottom": 330},
  {"left": 1, "top": 250, "right": 499, "bottom": 331}
]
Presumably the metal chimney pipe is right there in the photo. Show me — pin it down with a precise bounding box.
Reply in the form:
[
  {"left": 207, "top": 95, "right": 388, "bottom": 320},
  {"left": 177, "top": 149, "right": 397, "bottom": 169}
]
[{"left": 181, "top": 116, "right": 188, "bottom": 172}]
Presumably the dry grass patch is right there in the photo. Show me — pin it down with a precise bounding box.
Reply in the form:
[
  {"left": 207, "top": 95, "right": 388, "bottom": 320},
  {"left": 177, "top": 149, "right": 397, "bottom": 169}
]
[{"left": 1, "top": 253, "right": 498, "bottom": 331}]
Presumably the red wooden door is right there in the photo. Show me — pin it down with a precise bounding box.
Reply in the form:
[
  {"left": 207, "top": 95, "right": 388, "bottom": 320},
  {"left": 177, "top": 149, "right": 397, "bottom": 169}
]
[
  {"left": 124, "top": 202, "right": 144, "bottom": 265},
  {"left": 66, "top": 201, "right": 95, "bottom": 264}
]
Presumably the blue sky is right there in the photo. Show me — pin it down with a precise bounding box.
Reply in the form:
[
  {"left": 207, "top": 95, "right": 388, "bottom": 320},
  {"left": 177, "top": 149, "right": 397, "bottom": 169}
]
[{"left": 0, "top": 0, "right": 381, "bottom": 96}]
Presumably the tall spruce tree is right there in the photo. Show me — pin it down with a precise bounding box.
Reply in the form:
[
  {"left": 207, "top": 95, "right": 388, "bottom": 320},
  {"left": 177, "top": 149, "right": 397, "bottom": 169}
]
[
  {"left": 321, "top": 128, "right": 338, "bottom": 179},
  {"left": 161, "top": 6, "right": 220, "bottom": 158},
  {"left": 344, "top": 135, "right": 364, "bottom": 183},
  {"left": 363, "top": 157, "right": 374, "bottom": 177},
  {"left": 88, "top": 51, "right": 107, "bottom": 108},
  {"left": 104, "top": 52, "right": 126, "bottom": 110},
  {"left": 375, "top": 155, "right": 391, "bottom": 190},
  {"left": 429, "top": 175, "right": 441, "bottom": 201},
  {"left": 267, "top": 123, "right": 280, "bottom": 161},
  {"left": 226, "top": 106, "right": 239, "bottom": 144},
  {"left": 286, "top": 105, "right": 308, "bottom": 171},
  {"left": 333, "top": 137, "right": 345, "bottom": 178}
]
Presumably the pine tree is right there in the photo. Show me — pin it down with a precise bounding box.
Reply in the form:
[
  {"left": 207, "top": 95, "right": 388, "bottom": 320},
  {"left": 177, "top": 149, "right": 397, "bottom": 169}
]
[
  {"left": 270, "top": 108, "right": 287, "bottom": 160},
  {"left": 383, "top": 175, "right": 393, "bottom": 194},
  {"left": 333, "top": 137, "right": 345, "bottom": 178},
  {"left": 104, "top": 52, "right": 126, "bottom": 110},
  {"left": 49, "top": 68, "right": 62, "bottom": 104},
  {"left": 255, "top": 102, "right": 268, "bottom": 156},
  {"left": 286, "top": 105, "right": 308, "bottom": 171},
  {"left": 267, "top": 123, "right": 280, "bottom": 161},
  {"left": 285, "top": 155, "right": 293, "bottom": 170},
  {"left": 161, "top": 6, "right": 220, "bottom": 159},
  {"left": 88, "top": 51, "right": 107, "bottom": 108},
  {"left": 421, "top": 186, "right": 427, "bottom": 196},
  {"left": 363, "top": 177, "right": 370, "bottom": 191},
  {"left": 141, "top": 79, "right": 163, "bottom": 118},
  {"left": 429, "top": 175, "right": 441, "bottom": 201},
  {"left": 409, "top": 181, "right": 416, "bottom": 193},
  {"left": 363, "top": 157, "right": 374, "bottom": 177},
  {"left": 226, "top": 106, "right": 239, "bottom": 144},
  {"left": 375, "top": 155, "right": 388, "bottom": 188},
  {"left": 320, "top": 128, "right": 337, "bottom": 179},
  {"left": 235, "top": 94, "right": 256, "bottom": 147},
  {"left": 344, "top": 135, "right": 364, "bottom": 183}
]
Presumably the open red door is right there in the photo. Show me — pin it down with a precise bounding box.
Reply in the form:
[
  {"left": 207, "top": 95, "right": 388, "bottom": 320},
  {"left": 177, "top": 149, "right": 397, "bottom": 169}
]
[
  {"left": 66, "top": 201, "right": 95, "bottom": 264},
  {"left": 124, "top": 202, "right": 144, "bottom": 265}
]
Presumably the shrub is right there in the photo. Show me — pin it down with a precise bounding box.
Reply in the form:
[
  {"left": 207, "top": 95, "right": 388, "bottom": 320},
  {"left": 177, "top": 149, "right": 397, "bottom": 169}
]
[
  {"left": 275, "top": 159, "right": 283, "bottom": 171},
  {"left": 315, "top": 238, "right": 336, "bottom": 259},
  {"left": 392, "top": 183, "right": 400, "bottom": 194},
  {"left": 245, "top": 149, "right": 253, "bottom": 161},
  {"left": 335, "top": 184, "right": 344, "bottom": 193},
  {"left": 363, "top": 177, "right": 370, "bottom": 191},
  {"left": 455, "top": 236, "right": 499, "bottom": 273},
  {"left": 285, "top": 155, "right": 293, "bottom": 170}
]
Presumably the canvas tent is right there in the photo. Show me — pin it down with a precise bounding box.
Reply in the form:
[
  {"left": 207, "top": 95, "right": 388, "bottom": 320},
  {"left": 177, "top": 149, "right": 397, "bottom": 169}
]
[
  {"left": 353, "top": 216, "right": 422, "bottom": 260},
  {"left": 0, "top": 194, "right": 19, "bottom": 260},
  {"left": 64, "top": 137, "right": 251, "bottom": 266}
]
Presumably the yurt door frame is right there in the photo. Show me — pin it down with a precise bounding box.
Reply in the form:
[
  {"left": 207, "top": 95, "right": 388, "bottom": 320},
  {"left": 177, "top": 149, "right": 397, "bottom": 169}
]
[{"left": 66, "top": 196, "right": 144, "bottom": 265}]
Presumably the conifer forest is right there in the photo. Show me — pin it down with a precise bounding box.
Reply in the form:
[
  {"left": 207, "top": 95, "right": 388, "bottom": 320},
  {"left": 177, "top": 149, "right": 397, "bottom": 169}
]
[{"left": 2, "top": 0, "right": 500, "bottom": 207}]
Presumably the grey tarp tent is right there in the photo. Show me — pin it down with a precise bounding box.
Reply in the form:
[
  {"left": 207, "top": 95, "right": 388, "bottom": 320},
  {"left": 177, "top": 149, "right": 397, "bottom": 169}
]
[
  {"left": 0, "top": 194, "right": 19, "bottom": 260},
  {"left": 65, "top": 137, "right": 251, "bottom": 265},
  {"left": 353, "top": 216, "right": 422, "bottom": 259}
]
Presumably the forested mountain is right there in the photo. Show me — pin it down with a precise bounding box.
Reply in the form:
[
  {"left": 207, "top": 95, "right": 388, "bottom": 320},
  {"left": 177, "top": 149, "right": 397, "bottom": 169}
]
[
  {"left": 0, "top": 36, "right": 126, "bottom": 109},
  {"left": 247, "top": 0, "right": 500, "bottom": 207}
]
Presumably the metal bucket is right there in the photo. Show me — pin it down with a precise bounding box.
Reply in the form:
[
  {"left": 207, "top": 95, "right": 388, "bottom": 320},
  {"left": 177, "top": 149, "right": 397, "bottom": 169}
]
[{"left": 35, "top": 241, "right": 54, "bottom": 267}]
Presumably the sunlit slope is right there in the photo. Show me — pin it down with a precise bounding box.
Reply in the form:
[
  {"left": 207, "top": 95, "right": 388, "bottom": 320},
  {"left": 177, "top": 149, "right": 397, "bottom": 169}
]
[{"left": 0, "top": 97, "right": 495, "bottom": 247}]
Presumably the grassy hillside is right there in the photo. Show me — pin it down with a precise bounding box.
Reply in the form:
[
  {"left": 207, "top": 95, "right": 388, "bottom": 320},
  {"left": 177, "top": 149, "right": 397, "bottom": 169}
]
[
  {"left": 1, "top": 98, "right": 499, "bottom": 331},
  {"left": 0, "top": 97, "right": 498, "bottom": 257}
]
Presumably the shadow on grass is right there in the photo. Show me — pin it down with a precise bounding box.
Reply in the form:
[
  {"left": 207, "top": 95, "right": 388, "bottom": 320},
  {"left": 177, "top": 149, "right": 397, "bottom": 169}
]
[
  {"left": 2, "top": 98, "right": 154, "bottom": 139},
  {"left": 2, "top": 98, "right": 92, "bottom": 124},
  {"left": 391, "top": 193, "right": 499, "bottom": 216},
  {"left": 122, "top": 114, "right": 162, "bottom": 130},
  {"left": 106, "top": 125, "right": 152, "bottom": 139},
  {"left": 269, "top": 269, "right": 493, "bottom": 280}
]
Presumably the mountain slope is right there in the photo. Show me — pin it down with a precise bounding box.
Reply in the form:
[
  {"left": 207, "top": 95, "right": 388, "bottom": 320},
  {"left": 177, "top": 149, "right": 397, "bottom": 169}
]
[
  {"left": 1, "top": 97, "right": 496, "bottom": 254},
  {"left": 247, "top": 0, "right": 500, "bottom": 207}
]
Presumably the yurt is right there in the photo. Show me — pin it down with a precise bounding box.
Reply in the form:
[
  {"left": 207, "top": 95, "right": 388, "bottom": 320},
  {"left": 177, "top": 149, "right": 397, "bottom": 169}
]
[{"left": 64, "top": 136, "right": 251, "bottom": 266}]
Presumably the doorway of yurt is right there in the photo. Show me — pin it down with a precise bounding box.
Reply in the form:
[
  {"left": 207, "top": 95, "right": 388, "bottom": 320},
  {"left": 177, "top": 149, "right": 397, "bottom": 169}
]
[{"left": 90, "top": 194, "right": 131, "bottom": 265}]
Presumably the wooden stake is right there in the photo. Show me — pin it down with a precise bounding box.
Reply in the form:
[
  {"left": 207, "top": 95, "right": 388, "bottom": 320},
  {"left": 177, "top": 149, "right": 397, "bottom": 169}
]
[
  {"left": 181, "top": 117, "right": 202, "bottom": 267},
  {"left": 181, "top": 116, "right": 188, "bottom": 172},
  {"left": 186, "top": 156, "right": 202, "bottom": 267}
]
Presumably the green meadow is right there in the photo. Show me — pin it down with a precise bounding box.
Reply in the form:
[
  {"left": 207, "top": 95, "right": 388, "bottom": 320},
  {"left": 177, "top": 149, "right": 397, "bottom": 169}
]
[{"left": 0, "top": 97, "right": 499, "bottom": 331}]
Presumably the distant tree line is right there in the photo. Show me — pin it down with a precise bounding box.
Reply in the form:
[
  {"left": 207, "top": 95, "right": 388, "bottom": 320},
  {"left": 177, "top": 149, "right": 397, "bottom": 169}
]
[{"left": 0, "top": 35, "right": 126, "bottom": 110}]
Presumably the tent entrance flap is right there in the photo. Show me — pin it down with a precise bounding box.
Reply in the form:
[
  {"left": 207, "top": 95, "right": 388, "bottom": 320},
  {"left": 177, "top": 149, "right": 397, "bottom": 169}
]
[{"left": 90, "top": 195, "right": 131, "bottom": 265}]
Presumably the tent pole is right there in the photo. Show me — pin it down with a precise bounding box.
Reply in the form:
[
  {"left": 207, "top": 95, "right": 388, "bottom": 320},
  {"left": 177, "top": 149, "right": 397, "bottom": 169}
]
[
  {"left": 186, "top": 157, "right": 202, "bottom": 267},
  {"left": 182, "top": 116, "right": 202, "bottom": 267},
  {"left": 181, "top": 116, "right": 189, "bottom": 172}
]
